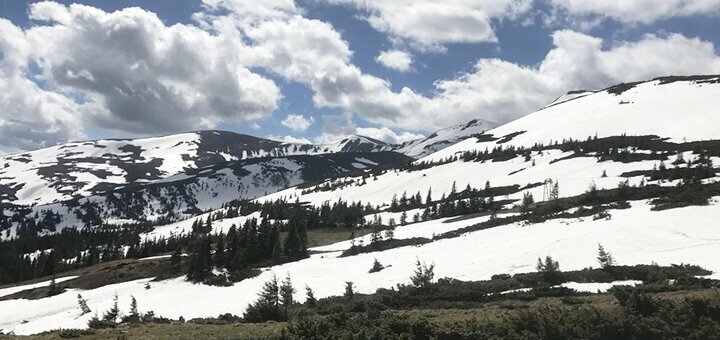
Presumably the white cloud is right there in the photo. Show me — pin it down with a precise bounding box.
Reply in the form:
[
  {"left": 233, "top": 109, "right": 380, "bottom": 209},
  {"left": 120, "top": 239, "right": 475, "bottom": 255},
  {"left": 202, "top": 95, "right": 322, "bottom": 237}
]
[
  {"left": 323, "top": 0, "right": 532, "bottom": 51},
  {"left": 376, "top": 50, "right": 412, "bottom": 72},
  {"left": 549, "top": 0, "right": 720, "bottom": 24},
  {"left": 281, "top": 114, "right": 314, "bottom": 132},
  {"left": 0, "top": 18, "right": 85, "bottom": 150},
  {"left": 266, "top": 134, "right": 312, "bottom": 144},
  {"left": 2, "top": 2, "right": 282, "bottom": 140},
  {"left": 356, "top": 127, "right": 424, "bottom": 144},
  {"left": 200, "top": 1, "right": 720, "bottom": 134},
  {"left": 417, "top": 30, "right": 720, "bottom": 125}
]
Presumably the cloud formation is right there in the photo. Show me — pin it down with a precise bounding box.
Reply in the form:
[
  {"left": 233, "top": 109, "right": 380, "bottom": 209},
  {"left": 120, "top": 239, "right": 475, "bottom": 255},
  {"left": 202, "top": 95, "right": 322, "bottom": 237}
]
[
  {"left": 1, "top": 0, "right": 720, "bottom": 152},
  {"left": 0, "top": 2, "right": 282, "bottom": 145},
  {"left": 549, "top": 0, "right": 720, "bottom": 24},
  {"left": 376, "top": 50, "right": 413, "bottom": 72},
  {"left": 281, "top": 114, "right": 314, "bottom": 132},
  {"left": 323, "top": 0, "right": 532, "bottom": 51}
]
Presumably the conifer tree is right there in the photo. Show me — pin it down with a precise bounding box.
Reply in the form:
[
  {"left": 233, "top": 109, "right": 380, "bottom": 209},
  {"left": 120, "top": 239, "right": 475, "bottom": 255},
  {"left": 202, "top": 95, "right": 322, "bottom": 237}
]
[
  {"left": 369, "top": 258, "right": 384, "bottom": 273},
  {"left": 384, "top": 224, "right": 395, "bottom": 240},
  {"left": 127, "top": 296, "right": 140, "bottom": 323},
  {"left": 102, "top": 293, "right": 120, "bottom": 323},
  {"left": 244, "top": 274, "right": 280, "bottom": 322},
  {"left": 304, "top": 285, "right": 317, "bottom": 307},
  {"left": 77, "top": 294, "right": 91, "bottom": 315},
  {"left": 214, "top": 233, "right": 225, "bottom": 268},
  {"left": 279, "top": 275, "right": 295, "bottom": 320},
  {"left": 344, "top": 281, "right": 355, "bottom": 300},
  {"left": 410, "top": 259, "right": 435, "bottom": 291},
  {"left": 426, "top": 188, "right": 433, "bottom": 205},
  {"left": 597, "top": 244, "right": 615, "bottom": 268}
]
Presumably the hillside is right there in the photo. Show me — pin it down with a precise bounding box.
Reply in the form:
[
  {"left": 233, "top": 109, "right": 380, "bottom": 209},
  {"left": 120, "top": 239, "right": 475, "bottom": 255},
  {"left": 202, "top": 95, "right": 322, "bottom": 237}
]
[{"left": 1, "top": 75, "right": 719, "bottom": 336}]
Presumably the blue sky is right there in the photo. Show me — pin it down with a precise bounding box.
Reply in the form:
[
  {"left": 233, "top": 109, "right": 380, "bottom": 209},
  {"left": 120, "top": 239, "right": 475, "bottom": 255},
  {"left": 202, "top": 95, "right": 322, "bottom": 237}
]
[{"left": 1, "top": 0, "right": 719, "bottom": 151}]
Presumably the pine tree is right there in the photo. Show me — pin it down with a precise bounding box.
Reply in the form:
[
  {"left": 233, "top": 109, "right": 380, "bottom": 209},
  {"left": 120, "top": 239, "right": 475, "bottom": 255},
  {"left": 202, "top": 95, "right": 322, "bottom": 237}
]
[
  {"left": 384, "top": 225, "right": 395, "bottom": 240},
  {"left": 77, "top": 294, "right": 91, "bottom": 315},
  {"left": 369, "top": 258, "right": 384, "bottom": 273},
  {"left": 214, "top": 233, "right": 226, "bottom": 268},
  {"left": 127, "top": 296, "right": 140, "bottom": 323},
  {"left": 597, "top": 244, "right": 615, "bottom": 268},
  {"left": 520, "top": 192, "right": 534, "bottom": 216},
  {"left": 400, "top": 211, "right": 407, "bottom": 225},
  {"left": 187, "top": 236, "right": 212, "bottom": 282},
  {"left": 344, "top": 281, "right": 355, "bottom": 300},
  {"left": 550, "top": 181, "right": 560, "bottom": 201},
  {"left": 410, "top": 259, "right": 435, "bottom": 291},
  {"left": 48, "top": 273, "right": 60, "bottom": 296},
  {"left": 244, "top": 274, "right": 281, "bottom": 322},
  {"left": 370, "top": 226, "right": 382, "bottom": 244},
  {"left": 304, "top": 285, "right": 317, "bottom": 307},
  {"left": 279, "top": 275, "right": 295, "bottom": 320},
  {"left": 271, "top": 234, "right": 282, "bottom": 263},
  {"left": 102, "top": 293, "right": 120, "bottom": 323},
  {"left": 425, "top": 188, "right": 433, "bottom": 205},
  {"left": 536, "top": 256, "right": 562, "bottom": 285}
]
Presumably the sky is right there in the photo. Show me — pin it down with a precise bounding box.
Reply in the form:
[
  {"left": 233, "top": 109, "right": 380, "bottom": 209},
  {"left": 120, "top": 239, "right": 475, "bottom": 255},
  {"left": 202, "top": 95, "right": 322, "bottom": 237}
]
[{"left": 0, "top": 0, "right": 719, "bottom": 152}]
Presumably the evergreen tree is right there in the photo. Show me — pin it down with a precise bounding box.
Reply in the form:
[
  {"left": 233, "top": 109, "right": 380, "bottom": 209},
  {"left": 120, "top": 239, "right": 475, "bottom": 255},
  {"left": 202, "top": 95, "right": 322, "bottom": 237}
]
[
  {"left": 126, "top": 296, "right": 140, "bottom": 323},
  {"left": 102, "top": 293, "right": 120, "bottom": 323},
  {"left": 384, "top": 224, "right": 395, "bottom": 240},
  {"left": 187, "top": 236, "right": 213, "bottom": 282},
  {"left": 304, "top": 285, "right": 317, "bottom": 307},
  {"left": 370, "top": 226, "right": 382, "bottom": 244},
  {"left": 536, "top": 256, "right": 562, "bottom": 285},
  {"left": 244, "top": 274, "right": 281, "bottom": 322},
  {"left": 48, "top": 273, "right": 60, "bottom": 296},
  {"left": 550, "top": 180, "right": 560, "bottom": 201},
  {"left": 279, "top": 275, "right": 295, "bottom": 320},
  {"left": 400, "top": 211, "right": 408, "bottom": 225},
  {"left": 271, "top": 235, "right": 283, "bottom": 263},
  {"left": 284, "top": 220, "right": 308, "bottom": 260},
  {"left": 214, "top": 233, "right": 226, "bottom": 268},
  {"left": 77, "top": 294, "right": 91, "bottom": 315},
  {"left": 410, "top": 259, "right": 435, "bottom": 291},
  {"left": 344, "top": 281, "right": 355, "bottom": 300},
  {"left": 426, "top": 188, "right": 433, "bottom": 205},
  {"left": 520, "top": 192, "right": 534, "bottom": 216},
  {"left": 597, "top": 244, "right": 615, "bottom": 268},
  {"left": 369, "top": 258, "right": 384, "bottom": 273}
]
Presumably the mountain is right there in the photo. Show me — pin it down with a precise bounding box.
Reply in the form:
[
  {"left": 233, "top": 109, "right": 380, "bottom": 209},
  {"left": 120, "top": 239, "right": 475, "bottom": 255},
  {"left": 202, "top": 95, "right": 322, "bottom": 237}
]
[
  {"left": 0, "top": 118, "right": 495, "bottom": 208},
  {"left": 0, "top": 151, "right": 412, "bottom": 239},
  {"left": 393, "top": 119, "right": 496, "bottom": 158},
  {"left": 2, "top": 75, "right": 720, "bottom": 335}
]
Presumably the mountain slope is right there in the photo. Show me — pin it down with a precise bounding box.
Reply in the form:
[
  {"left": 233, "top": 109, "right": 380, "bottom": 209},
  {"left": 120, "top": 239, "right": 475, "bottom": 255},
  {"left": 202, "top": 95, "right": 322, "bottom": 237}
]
[
  {"left": 394, "top": 119, "right": 496, "bottom": 158},
  {"left": 0, "top": 151, "right": 412, "bottom": 239},
  {"left": 427, "top": 75, "right": 720, "bottom": 162},
  {"left": 2, "top": 75, "right": 720, "bottom": 336}
]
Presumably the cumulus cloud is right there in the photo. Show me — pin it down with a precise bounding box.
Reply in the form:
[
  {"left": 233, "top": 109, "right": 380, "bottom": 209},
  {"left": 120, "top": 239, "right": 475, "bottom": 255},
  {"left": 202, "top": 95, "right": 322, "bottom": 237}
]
[
  {"left": 376, "top": 50, "right": 412, "bottom": 72},
  {"left": 200, "top": 0, "right": 720, "bottom": 134},
  {"left": 281, "top": 114, "right": 314, "bottom": 132},
  {"left": 549, "top": 0, "right": 720, "bottom": 24},
  {"left": 3, "top": 0, "right": 720, "bottom": 151},
  {"left": 418, "top": 30, "right": 720, "bottom": 125},
  {"left": 266, "top": 134, "right": 312, "bottom": 144},
  {"left": 322, "top": 0, "right": 532, "bottom": 51},
  {"left": 0, "top": 18, "right": 85, "bottom": 151},
  {"left": 1, "top": 1, "right": 282, "bottom": 143}
]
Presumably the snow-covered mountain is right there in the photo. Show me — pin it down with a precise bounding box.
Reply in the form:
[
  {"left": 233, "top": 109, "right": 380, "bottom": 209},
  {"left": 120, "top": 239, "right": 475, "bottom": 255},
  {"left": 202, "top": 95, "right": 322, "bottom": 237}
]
[
  {"left": 2, "top": 75, "right": 720, "bottom": 335},
  {"left": 0, "top": 151, "right": 412, "bottom": 239},
  {"left": 0, "top": 120, "right": 493, "bottom": 207},
  {"left": 394, "top": 119, "right": 496, "bottom": 158}
]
